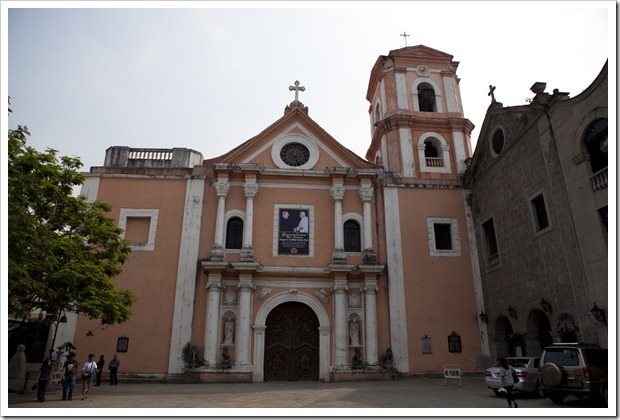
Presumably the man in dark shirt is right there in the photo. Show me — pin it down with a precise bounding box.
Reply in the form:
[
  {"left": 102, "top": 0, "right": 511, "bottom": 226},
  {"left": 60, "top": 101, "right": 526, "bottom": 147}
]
[
  {"left": 61, "top": 353, "right": 79, "bottom": 401},
  {"left": 95, "top": 355, "right": 105, "bottom": 386}
]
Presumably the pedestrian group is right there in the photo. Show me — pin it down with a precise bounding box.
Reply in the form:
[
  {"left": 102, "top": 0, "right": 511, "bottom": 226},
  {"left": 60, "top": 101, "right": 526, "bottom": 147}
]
[{"left": 35, "top": 349, "right": 121, "bottom": 403}]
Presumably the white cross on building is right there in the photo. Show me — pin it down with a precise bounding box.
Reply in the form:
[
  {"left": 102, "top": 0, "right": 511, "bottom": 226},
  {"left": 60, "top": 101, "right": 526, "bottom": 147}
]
[{"left": 289, "top": 80, "right": 305, "bottom": 103}]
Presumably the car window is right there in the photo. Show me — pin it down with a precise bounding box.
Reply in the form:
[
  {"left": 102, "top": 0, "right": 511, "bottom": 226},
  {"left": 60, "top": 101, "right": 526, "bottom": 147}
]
[
  {"left": 506, "top": 358, "right": 528, "bottom": 367},
  {"left": 583, "top": 349, "right": 607, "bottom": 366},
  {"left": 544, "top": 349, "right": 581, "bottom": 366}
]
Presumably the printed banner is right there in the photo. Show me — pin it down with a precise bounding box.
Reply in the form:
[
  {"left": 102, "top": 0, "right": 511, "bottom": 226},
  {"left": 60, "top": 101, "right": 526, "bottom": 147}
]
[{"left": 278, "top": 208, "right": 310, "bottom": 255}]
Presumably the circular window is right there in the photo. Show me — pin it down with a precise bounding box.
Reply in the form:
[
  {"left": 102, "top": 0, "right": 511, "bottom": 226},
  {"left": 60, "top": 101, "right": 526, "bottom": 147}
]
[
  {"left": 491, "top": 129, "right": 505, "bottom": 155},
  {"left": 280, "top": 142, "right": 310, "bottom": 167},
  {"left": 272, "top": 135, "right": 319, "bottom": 169}
]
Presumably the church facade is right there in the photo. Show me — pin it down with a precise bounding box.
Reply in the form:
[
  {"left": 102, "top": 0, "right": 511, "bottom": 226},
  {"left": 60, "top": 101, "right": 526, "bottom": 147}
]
[{"left": 56, "top": 45, "right": 490, "bottom": 382}]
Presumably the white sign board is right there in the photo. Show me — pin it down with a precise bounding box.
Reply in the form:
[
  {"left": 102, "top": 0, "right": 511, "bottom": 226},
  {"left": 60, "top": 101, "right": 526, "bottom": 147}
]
[{"left": 443, "top": 364, "right": 462, "bottom": 386}]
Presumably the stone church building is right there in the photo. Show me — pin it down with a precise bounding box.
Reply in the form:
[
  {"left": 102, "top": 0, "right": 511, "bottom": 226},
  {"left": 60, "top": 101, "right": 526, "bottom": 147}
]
[{"left": 49, "top": 44, "right": 607, "bottom": 382}]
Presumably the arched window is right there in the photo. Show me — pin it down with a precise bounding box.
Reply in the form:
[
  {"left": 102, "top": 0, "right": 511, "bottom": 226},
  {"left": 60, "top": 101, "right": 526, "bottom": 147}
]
[
  {"left": 418, "top": 82, "right": 436, "bottom": 112},
  {"left": 374, "top": 103, "right": 381, "bottom": 125},
  {"left": 424, "top": 139, "right": 443, "bottom": 167},
  {"left": 225, "top": 217, "right": 243, "bottom": 249},
  {"left": 343, "top": 220, "right": 361, "bottom": 253},
  {"left": 584, "top": 118, "right": 608, "bottom": 174}
]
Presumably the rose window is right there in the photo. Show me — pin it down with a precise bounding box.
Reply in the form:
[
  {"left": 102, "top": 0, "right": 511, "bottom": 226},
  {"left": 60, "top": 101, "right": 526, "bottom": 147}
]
[{"left": 280, "top": 142, "right": 310, "bottom": 167}]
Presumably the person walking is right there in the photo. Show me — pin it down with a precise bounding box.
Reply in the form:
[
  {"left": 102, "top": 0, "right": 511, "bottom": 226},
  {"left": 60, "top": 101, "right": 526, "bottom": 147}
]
[
  {"left": 81, "top": 354, "right": 97, "bottom": 400},
  {"left": 498, "top": 357, "right": 518, "bottom": 408},
  {"left": 95, "top": 355, "right": 105, "bottom": 386},
  {"left": 108, "top": 354, "right": 120, "bottom": 386},
  {"left": 49, "top": 348, "right": 58, "bottom": 365},
  {"left": 61, "top": 353, "right": 79, "bottom": 401},
  {"left": 35, "top": 358, "right": 53, "bottom": 402}
]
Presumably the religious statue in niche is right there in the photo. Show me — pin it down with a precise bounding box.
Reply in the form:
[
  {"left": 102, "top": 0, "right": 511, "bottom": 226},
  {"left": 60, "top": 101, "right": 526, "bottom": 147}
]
[
  {"left": 223, "top": 317, "right": 235, "bottom": 345},
  {"left": 349, "top": 318, "right": 361, "bottom": 347}
]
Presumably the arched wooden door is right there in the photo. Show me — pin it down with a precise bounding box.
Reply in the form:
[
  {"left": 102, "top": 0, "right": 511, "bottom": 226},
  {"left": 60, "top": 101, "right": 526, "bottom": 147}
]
[{"left": 264, "top": 302, "right": 319, "bottom": 381}]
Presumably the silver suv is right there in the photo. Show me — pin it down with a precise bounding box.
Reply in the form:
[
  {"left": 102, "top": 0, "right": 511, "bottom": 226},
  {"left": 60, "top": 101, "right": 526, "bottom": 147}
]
[{"left": 539, "top": 343, "right": 607, "bottom": 405}]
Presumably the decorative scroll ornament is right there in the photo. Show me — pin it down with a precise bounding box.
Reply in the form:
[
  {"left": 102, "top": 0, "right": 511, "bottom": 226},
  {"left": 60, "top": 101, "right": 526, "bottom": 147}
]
[
  {"left": 315, "top": 288, "right": 329, "bottom": 303},
  {"left": 348, "top": 292, "right": 361, "bottom": 308}
]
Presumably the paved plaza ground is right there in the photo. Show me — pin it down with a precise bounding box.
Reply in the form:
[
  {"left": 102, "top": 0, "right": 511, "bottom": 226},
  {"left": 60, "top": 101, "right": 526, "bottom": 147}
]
[{"left": 5, "top": 375, "right": 611, "bottom": 417}]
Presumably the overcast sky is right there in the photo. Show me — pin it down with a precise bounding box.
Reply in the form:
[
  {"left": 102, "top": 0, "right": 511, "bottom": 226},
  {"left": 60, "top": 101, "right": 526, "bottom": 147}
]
[{"left": 3, "top": 2, "right": 614, "bottom": 172}]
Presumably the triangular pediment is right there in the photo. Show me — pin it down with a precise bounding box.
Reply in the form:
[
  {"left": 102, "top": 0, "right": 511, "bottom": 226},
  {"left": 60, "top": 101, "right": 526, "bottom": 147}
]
[
  {"left": 389, "top": 44, "right": 454, "bottom": 62},
  {"left": 204, "top": 106, "right": 376, "bottom": 171}
]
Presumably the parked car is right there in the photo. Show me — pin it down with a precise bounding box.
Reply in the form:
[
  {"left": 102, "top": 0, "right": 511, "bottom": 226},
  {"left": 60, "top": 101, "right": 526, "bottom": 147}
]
[
  {"left": 485, "top": 357, "right": 545, "bottom": 397},
  {"left": 539, "top": 343, "right": 607, "bottom": 405}
]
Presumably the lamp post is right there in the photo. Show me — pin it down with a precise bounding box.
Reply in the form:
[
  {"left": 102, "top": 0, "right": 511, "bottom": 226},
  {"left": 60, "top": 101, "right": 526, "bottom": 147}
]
[
  {"left": 507, "top": 305, "right": 518, "bottom": 319},
  {"left": 50, "top": 312, "right": 67, "bottom": 354},
  {"left": 589, "top": 303, "right": 606, "bottom": 325},
  {"left": 479, "top": 311, "right": 488, "bottom": 323},
  {"left": 539, "top": 298, "right": 553, "bottom": 314}
]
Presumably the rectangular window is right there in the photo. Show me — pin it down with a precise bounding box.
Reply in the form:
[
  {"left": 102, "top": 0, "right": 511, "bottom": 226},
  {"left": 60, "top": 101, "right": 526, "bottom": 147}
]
[
  {"left": 433, "top": 223, "right": 452, "bottom": 250},
  {"left": 448, "top": 332, "right": 462, "bottom": 353},
  {"left": 427, "top": 217, "right": 461, "bottom": 257},
  {"left": 531, "top": 194, "right": 550, "bottom": 231},
  {"left": 124, "top": 217, "right": 151, "bottom": 245},
  {"left": 118, "top": 209, "right": 159, "bottom": 251},
  {"left": 482, "top": 218, "right": 499, "bottom": 268}
]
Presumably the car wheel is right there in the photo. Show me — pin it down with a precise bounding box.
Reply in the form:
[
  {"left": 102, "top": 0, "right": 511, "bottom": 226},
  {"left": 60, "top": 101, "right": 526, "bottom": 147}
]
[
  {"left": 540, "top": 363, "right": 563, "bottom": 386},
  {"left": 534, "top": 380, "right": 546, "bottom": 398},
  {"left": 549, "top": 391, "right": 565, "bottom": 404}
]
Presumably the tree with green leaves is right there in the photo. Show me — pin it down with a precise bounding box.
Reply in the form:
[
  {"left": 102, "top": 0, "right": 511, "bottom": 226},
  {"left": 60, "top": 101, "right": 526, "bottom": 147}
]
[{"left": 8, "top": 120, "right": 137, "bottom": 327}]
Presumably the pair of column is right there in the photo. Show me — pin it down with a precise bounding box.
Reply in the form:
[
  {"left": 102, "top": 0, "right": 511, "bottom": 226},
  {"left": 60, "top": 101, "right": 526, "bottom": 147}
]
[
  {"left": 332, "top": 277, "right": 379, "bottom": 367},
  {"left": 330, "top": 180, "right": 377, "bottom": 265},
  {"left": 203, "top": 274, "right": 254, "bottom": 368},
  {"left": 210, "top": 175, "right": 258, "bottom": 262}
]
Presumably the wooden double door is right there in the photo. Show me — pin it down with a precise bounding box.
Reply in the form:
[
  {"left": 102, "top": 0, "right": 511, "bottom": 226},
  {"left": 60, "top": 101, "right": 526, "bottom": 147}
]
[{"left": 264, "top": 302, "right": 319, "bottom": 381}]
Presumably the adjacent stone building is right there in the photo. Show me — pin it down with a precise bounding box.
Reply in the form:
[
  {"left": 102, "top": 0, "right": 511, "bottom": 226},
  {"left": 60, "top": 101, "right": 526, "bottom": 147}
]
[{"left": 465, "top": 62, "right": 608, "bottom": 361}]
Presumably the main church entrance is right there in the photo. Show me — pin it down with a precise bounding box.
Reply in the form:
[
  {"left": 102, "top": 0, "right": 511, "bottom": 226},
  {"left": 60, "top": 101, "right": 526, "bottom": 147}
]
[{"left": 264, "top": 302, "right": 319, "bottom": 381}]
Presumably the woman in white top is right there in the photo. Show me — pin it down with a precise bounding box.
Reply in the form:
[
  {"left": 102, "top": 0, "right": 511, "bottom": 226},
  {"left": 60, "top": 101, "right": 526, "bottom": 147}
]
[{"left": 498, "top": 357, "right": 518, "bottom": 408}]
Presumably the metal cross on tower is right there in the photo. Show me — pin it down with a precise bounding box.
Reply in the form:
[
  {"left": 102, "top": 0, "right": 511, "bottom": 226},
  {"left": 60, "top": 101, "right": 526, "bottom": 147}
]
[
  {"left": 289, "top": 80, "right": 305, "bottom": 103},
  {"left": 488, "top": 85, "right": 497, "bottom": 103},
  {"left": 400, "top": 31, "right": 410, "bottom": 47}
]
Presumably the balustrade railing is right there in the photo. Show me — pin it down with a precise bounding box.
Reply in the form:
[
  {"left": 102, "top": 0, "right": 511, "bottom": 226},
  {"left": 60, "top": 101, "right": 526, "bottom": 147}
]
[
  {"left": 129, "top": 149, "right": 173, "bottom": 161},
  {"left": 488, "top": 253, "right": 500, "bottom": 268},
  {"left": 425, "top": 157, "right": 444, "bottom": 168},
  {"left": 590, "top": 167, "right": 608, "bottom": 192}
]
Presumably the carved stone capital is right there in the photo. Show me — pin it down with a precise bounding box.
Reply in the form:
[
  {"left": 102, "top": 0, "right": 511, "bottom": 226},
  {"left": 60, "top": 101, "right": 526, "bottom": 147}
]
[
  {"left": 215, "top": 181, "right": 231, "bottom": 198},
  {"left": 243, "top": 182, "right": 259, "bottom": 198},
  {"left": 359, "top": 185, "right": 374, "bottom": 202},
  {"left": 330, "top": 185, "right": 346, "bottom": 201},
  {"left": 206, "top": 278, "right": 223, "bottom": 291}
]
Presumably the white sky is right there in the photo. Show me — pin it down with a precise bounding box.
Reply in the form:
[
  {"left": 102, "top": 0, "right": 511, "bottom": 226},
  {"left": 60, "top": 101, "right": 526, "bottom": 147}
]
[{"left": 3, "top": 1, "right": 614, "bottom": 172}]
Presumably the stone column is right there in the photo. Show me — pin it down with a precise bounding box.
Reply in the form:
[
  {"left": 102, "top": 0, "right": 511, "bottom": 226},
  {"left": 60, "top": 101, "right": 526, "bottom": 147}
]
[
  {"left": 204, "top": 275, "right": 223, "bottom": 366},
  {"left": 235, "top": 276, "right": 255, "bottom": 367},
  {"left": 363, "top": 278, "right": 379, "bottom": 366},
  {"left": 210, "top": 178, "right": 230, "bottom": 261},
  {"left": 331, "top": 183, "right": 346, "bottom": 264},
  {"left": 359, "top": 183, "right": 378, "bottom": 265},
  {"left": 241, "top": 180, "right": 258, "bottom": 262},
  {"left": 332, "top": 279, "right": 348, "bottom": 367}
]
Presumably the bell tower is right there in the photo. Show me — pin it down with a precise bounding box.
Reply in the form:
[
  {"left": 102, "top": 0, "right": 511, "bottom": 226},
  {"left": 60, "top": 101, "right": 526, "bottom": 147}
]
[{"left": 365, "top": 45, "right": 474, "bottom": 178}]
